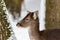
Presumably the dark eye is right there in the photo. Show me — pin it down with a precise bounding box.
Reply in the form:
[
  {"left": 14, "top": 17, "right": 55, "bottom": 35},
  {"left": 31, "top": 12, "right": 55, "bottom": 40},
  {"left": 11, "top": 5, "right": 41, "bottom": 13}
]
[
  {"left": 25, "top": 18, "right": 30, "bottom": 22},
  {"left": 26, "top": 19, "right": 29, "bottom": 20}
]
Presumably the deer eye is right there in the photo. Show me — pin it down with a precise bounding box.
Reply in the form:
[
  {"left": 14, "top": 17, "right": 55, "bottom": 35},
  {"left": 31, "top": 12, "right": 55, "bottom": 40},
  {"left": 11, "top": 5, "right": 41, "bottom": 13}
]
[
  {"left": 24, "top": 16, "right": 31, "bottom": 22},
  {"left": 26, "top": 19, "right": 29, "bottom": 20},
  {"left": 25, "top": 18, "right": 30, "bottom": 22}
]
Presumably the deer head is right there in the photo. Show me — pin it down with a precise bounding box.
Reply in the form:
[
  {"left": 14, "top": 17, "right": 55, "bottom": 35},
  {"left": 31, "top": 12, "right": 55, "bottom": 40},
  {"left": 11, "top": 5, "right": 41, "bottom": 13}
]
[{"left": 16, "top": 11, "right": 39, "bottom": 28}]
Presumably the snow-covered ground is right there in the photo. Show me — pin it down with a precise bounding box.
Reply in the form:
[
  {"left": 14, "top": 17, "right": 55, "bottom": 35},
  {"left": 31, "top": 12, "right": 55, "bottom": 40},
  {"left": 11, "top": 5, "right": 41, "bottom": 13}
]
[{"left": 2, "top": 0, "right": 46, "bottom": 40}]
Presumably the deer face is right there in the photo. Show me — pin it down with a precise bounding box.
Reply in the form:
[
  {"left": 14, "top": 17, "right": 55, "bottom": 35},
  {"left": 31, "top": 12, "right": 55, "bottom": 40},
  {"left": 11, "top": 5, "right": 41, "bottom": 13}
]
[{"left": 16, "top": 11, "right": 38, "bottom": 28}]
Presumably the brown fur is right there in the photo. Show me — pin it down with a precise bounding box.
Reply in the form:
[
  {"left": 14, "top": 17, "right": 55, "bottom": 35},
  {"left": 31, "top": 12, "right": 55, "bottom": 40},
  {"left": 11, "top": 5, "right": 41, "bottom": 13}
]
[{"left": 16, "top": 11, "right": 60, "bottom": 40}]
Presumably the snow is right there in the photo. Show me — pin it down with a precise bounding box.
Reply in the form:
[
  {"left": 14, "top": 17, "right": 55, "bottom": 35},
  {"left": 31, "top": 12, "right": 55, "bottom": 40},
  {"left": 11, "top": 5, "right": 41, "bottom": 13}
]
[
  {"left": 39, "top": 0, "right": 46, "bottom": 31},
  {"left": 5, "top": 9, "right": 30, "bottom": 40},
  {"left": 24, "top": 0, "right": 40, "bottom": 12}
]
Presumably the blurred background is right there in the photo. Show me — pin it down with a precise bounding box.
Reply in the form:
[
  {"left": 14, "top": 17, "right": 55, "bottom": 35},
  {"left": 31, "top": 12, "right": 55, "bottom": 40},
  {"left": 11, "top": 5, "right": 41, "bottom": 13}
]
[
  {"left": 46, "top": 0, "right": 60, "bottom": 29},
  {"left": 0, "top": 0, "right": 11, "bottom": 40},
  {"left": 4, "top": 0, "right": 23, "bottom": 19},
  {"left": 0, "top": 0, "right": 60, "bottom": 40}
]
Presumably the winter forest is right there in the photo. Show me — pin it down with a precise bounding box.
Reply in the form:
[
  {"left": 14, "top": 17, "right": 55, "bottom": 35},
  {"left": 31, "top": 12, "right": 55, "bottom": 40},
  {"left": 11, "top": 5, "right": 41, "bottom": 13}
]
[{"left": 0, "top": 0, "right": 60, "bottom": 40}]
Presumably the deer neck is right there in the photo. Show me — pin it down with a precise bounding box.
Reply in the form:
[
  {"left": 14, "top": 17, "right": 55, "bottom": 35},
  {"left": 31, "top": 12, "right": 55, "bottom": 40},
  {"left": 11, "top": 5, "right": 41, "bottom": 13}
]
[{"left": 28, "top": 21, "right": 42, "bottom": 40}]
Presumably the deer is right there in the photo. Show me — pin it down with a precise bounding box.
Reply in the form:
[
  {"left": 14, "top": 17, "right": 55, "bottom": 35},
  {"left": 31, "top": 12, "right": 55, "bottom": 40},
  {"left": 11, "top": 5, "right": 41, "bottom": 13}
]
[{"left": 16, "top": 11, "right": 60, "bottom": 40}]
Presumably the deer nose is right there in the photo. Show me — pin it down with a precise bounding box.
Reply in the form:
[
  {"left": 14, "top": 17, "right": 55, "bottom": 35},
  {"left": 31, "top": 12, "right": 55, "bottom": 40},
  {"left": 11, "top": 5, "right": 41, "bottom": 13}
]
[
  {"left": 19, "top": 24, "right": 22, "bottom": 26},
  {"left": 16, "top": 23, "right": 22, "bottom": 27},
  {"left": 16, "top": 23, "right": 20, "bottom": 27}
]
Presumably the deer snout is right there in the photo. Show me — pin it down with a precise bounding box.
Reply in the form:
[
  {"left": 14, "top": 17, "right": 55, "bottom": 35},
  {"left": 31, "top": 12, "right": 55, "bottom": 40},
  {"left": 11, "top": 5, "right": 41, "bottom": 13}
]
[
  {"left": 16, "top": 23, "right": 20, "bottom": 27},
  {"left": 16, "top": 23, "right": 22, "bottom": 27}
]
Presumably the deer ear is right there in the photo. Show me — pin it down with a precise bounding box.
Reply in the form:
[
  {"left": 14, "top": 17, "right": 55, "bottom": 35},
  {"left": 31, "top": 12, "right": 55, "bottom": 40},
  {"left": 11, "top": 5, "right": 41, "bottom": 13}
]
[{"left": 33, "top": 11, "right": 38, "bottom": 20}]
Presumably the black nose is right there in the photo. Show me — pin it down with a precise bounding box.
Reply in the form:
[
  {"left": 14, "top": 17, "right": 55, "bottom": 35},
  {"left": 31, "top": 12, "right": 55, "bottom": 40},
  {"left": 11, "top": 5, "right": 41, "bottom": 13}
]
[
  {"left": 16, "top": 23, "right": 20, "bottom": 26},
  {"left": 19, "top": 24, "right": 22, "bottom": 26}
]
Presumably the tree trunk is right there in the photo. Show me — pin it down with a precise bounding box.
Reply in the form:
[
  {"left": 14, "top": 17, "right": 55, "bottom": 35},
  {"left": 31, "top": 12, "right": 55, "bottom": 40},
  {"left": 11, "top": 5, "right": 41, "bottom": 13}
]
[
  {"left": 0, "top": 1, "right": 11, "bottom": 40},
  {"left": 46, "top": 0, "right": 60, "bottom": 29}
]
